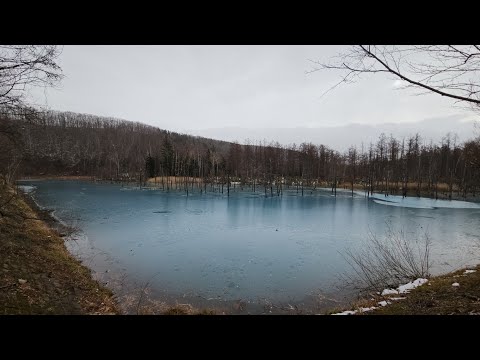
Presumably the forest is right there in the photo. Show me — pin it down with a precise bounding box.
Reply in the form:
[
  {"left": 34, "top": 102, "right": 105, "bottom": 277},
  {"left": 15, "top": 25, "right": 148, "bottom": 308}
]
[{"left": 1, "top": 109, "right": 479, "bottom": 200}]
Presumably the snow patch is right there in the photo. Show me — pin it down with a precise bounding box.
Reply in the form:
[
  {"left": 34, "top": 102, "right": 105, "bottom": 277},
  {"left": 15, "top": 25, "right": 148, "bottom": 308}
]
[
  {"left": 359, "top": 307, "right": 376, "bottom": 313},
  {"left": 452, "top": 282, "right": 460, "bottom": 287},
  {"left": 398, "top": 278, "right": 429, "bottom": 294},
  {"left": 464, "top": 270, "right": 476, "bottom": 274},
  {"left": 381, "top": 289, "right": 399, "bottom": 296},
  {"left": 332, "top": 278, "right": 428, "bottom": 315},
  {"left": 332, "top": 307, "right": 378, "bottom": 314},
  {"left": 381, "top": 279, "right": 429, "bottom": 296},
  {"left": 332, "top": 305, "right": 380, "bottom": 315},
  {"left": 332, "top": 310, "right": 357, "bottom": 315}
]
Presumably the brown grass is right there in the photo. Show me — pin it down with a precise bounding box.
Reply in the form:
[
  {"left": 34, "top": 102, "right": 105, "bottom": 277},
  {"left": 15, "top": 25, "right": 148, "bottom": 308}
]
[
  {"left": 371, "top": 265, "right": 480, "bottom": 315},
  {"left": 147, "top": 176, "right": 203, "bottom": 185},
  {"left": 329, "top": 264, "right": 480, "bottom": 315},
  {"left": 20, "top": 175, "right": 94, "bottom": 181},
  {"left": 0, "top": 184, "right": 119, "bottom": 314},
  {"left": 163, "top": 305, "right": 216, "bottom": 315}
]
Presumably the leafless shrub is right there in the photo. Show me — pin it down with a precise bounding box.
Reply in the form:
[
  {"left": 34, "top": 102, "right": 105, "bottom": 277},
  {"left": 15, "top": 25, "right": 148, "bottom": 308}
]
[{"left": 341, "top": 223, "right": 431, "bottom": 294}]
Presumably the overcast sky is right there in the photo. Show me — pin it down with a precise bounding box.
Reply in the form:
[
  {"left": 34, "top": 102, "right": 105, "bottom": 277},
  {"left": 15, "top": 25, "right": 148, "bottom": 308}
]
[{"left": 31, "top": 45, "right": 478, "bottom": 151}]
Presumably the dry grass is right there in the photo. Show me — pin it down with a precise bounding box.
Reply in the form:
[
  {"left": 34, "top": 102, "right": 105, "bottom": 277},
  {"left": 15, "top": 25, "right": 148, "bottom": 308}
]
[
  {"left": 1, "top": 182, "right": 222, "bottom": 316},
  {"left": 0, "top": 184, "right": 119, "bottom": 314},
  {"left": 147, "top": 176, "right": 203, "bottom": 185},
  {"left": 161, "top": 303, "right": 217, "bottom": 315},
  {"left": 328, "top": 265, "right": 480, "bottom": 315},
  {"left": 20, "top": 175, "right": 94, "bottom": 181},
  {"left": 371, "top": 265, "right": 480, "bottom": 315}
]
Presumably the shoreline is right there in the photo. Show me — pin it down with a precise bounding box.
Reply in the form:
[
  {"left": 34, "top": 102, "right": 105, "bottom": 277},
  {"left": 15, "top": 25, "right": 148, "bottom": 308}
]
[
  {"left": 16, "top": 181, "right": 354, "bottom": 315},
  {"left": 18, "top": 175, "right": 480, "bottom": 203},
  {"left": 19, "top": 175, "right": 94, "bottom": 181},
  {"left": 19, "top": 187, "right": 76, "bottom": 238},
  {"left": 0, "top": 183, "right": 119, "bottom": 315},
  {"left": 329, "top": 264, "right": 480, "bottom": 315},
  {"left": 6, "top": 180, "right": 480, "bottom": 314}
]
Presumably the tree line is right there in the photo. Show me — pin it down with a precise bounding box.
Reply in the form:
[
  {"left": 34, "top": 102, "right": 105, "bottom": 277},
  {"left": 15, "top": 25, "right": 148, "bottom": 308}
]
[{"left": 1, "top": 109, "right": 480, "bottom": 199}]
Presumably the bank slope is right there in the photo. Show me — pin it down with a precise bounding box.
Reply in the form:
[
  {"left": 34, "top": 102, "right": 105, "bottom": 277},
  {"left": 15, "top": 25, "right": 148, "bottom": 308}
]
[{"left": 0, "top": 184, "right": 119, "bottom": 315}]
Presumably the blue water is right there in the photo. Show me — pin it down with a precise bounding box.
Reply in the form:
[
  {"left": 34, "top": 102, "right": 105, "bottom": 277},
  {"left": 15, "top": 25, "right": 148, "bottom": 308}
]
[{"left": 19, "top": 180, "right": 480, "bottom": 313}]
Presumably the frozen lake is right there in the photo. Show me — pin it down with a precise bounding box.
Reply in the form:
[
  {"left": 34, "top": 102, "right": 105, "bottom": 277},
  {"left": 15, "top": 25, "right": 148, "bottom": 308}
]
[{"left": 19, "top": 180, "right": 480, "bottom": 313}]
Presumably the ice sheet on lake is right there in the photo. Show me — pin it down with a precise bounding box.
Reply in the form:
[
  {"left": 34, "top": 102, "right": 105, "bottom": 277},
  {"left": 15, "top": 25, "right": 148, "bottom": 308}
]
[
  {"left": 369, "top": 194, "right": 480, "bottom": 210},
  {"left": 24, "top": 180, "right": 480, "bottom": 312}
]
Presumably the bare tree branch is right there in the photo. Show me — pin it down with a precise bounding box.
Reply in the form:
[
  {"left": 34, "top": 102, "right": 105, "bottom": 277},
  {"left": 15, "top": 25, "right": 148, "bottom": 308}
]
[
  {"left": 310, "top": 45, "right": 480, "bottom": 110},
  {"left": 0, "top": 45, "right": 63, "bottom": 111}
]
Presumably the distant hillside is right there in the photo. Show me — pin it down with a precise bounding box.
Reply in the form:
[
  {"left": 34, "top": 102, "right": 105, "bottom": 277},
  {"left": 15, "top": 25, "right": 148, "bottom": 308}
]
[
  {"left": 1, "top": 109, "right": 479, "bottom": 200},
  {"left": 11, "top": 110, "right": 232, "bottom": 178}
]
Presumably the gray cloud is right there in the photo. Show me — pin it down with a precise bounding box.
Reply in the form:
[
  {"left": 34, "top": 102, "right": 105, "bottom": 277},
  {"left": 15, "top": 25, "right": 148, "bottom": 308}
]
[
  {"left": 187, "top": 115, "right": 478, "bottom": 152},
  {"left": 30, "top": 45, "right": 478, "bottom": 149}
]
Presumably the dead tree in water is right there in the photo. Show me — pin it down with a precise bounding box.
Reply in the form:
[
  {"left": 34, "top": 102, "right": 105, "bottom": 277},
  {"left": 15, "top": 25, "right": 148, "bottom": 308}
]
[
  {"left": 227, "top": 172, "right": 230, "bottom": 197},
  {"left": 349, "top": 146, "right": 357, "bottom": 197}
]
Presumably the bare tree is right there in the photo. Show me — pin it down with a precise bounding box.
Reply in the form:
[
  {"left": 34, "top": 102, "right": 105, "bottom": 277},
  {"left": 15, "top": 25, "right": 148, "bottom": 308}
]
[
  {"left": 2, "top": 107, "right": 479, "bottom": 199},
  {"left": 0, "top": 45, "right": 63, "bottom": 184},
  {"left": 0, "top": 45, "right": 63, "bottom": 112},
  {"left": 310, "top": 45, "right": 480, "bottom": 110}
]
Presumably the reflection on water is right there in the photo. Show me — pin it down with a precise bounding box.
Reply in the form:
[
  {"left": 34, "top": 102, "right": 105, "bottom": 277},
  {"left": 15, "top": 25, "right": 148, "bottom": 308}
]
[{"left": 20, "top": 180, "right": 480, "bottom": 313}]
